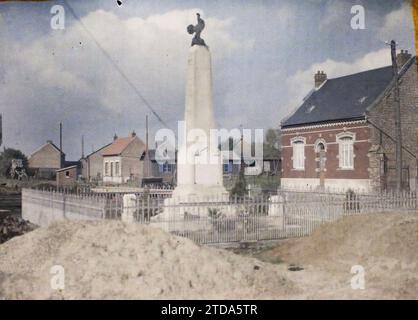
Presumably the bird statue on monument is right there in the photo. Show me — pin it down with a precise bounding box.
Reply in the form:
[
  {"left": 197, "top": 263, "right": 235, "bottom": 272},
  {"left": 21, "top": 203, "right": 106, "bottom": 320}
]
[{"left": 187, "top": 13, "right": 206, "bottom": 46}]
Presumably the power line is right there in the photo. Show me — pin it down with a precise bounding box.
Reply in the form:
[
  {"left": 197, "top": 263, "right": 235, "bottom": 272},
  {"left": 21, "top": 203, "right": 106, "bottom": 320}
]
[{"left": 62, "top": 0, "right": 172, "bottom": 130}]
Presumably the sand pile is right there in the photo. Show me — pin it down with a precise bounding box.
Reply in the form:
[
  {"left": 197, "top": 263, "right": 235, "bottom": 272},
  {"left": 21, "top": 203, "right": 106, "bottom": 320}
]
[
  {"left": 0, "top": 220, "right": 297, "bottom": 299},
  {"left": 267, "top": 213, "right": 417, "bottom": 265},
  {"left": 256, "top": 213, "right": 418, "bottom": 299},
  {"left": 0, "top": 216, "right": 37, "bottom": 244},
  {"left": 0, "top": 213, "right": 416, "bottom": 299}
]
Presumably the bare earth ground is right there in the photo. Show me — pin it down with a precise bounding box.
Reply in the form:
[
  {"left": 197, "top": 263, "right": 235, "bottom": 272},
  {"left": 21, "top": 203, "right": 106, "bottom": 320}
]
[
  {"left": 0, "top": 212, "right": 416, "bottom": 299},
  {"left": 253, "top": 212, "right": 418, "bottom": 299}
]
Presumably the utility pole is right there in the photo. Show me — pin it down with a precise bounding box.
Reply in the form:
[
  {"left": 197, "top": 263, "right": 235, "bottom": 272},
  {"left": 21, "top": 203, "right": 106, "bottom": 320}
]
[
  {"left": 0, "top": 114, "right": 2, "bottom": 147},
  {"left": 144, "top": 115, "right": 151, "bottom": 178},
  {"left": 240, "top": 125, "right": 245, "bottom": 172},
  {"left": 81, "top": 135, "right": 85, "bottom": 159},
  {"left": 59, "top": 122, "right": 63, "bottom": 168},
  {"left": 390, "top": 40, "right": 403, "bottom": 191}
]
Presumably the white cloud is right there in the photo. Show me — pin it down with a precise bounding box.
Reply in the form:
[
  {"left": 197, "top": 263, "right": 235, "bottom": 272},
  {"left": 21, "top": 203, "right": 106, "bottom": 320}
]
[
  {"left": 378, "top": 2, "right": 415, "bottom": 49},
  {"left": 318, "top": 1, "right": 348, "bottom": 32},
  {"left": 0, "top": 8, "right": 252, "bottom": 157},
  {"left": 43, "top": 9, "right": 246, "bottom": 111},
  {"left": 276, "top": 5, "right": 296, "bottom": 29}
]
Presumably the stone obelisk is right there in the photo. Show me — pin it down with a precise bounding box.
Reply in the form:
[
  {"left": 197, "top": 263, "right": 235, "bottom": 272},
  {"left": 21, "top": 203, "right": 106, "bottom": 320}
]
[
  {"left": 152, "top": 14, "right": 227, "bottom": 224},
  {"left": 172, "top": 13, "right": 226, "bottom": 200}
]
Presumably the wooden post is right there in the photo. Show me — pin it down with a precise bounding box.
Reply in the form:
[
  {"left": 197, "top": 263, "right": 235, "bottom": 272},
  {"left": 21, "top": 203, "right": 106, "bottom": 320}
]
[{"left": 390, "top": 40, "right": 403, "bottom": 191}]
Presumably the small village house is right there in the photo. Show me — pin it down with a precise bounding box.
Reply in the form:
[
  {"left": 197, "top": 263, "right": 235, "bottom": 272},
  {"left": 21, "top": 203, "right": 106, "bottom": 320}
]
[
  {"left": 80, "top": 142, "right": 111, "bottom": 182},
  {"left": 281, "top": 50, "right": 417, "bottom": 192},
  {"left": 28, "top": 140, "right": 65, "bottom": 179},
  {"left": 56, "top": 165, "right": 81, "bottom": 187},
  {"left": 102, "top": 132, "right": 145, "bottom": 184},
  {"left": 28, "top": 123, "right": 80, "bottom": 180},
  {"left": 140, "top": 149, "right": 177, "bottom": 185}
]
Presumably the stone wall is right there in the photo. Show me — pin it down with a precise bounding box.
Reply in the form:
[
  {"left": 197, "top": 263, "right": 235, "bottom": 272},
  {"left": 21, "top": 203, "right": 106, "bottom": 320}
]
[
  {"left": 368, "top": 58, "right": 418, "bottom": 191},
  {"left": 22, "top": 189, "right": 106, "bottom": 227}
]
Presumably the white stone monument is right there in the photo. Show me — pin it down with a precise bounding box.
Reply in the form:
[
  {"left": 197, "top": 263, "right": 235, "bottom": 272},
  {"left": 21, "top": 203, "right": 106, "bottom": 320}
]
[
  {"left": 173, "top": 44, "right": 226, "bottom": 200},
  {"left": 153, "top": 13, "right": 228, "bottom": 222}
]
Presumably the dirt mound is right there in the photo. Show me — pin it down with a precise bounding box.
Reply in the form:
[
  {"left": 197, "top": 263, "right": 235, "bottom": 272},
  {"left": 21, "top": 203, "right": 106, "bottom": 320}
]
[
  {"left": 1, "top": 213, "right": 416, "bottom": 299},
  {"left": 262, "top": 213, "right": 417, "bottom": 266},
  {"left": 256, "top": 213, "right": 418, "bottom": 299},
  {"left": 0, "top": 220, "right": 297, "bottom": 299},
  {"left": 0, "top": 216, "right": 37, "bottom": 244}
]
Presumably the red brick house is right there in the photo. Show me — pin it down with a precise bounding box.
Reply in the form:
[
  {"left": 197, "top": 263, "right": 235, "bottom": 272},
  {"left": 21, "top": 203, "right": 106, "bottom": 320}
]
[{"left": 281, "top": 51, "right": 417, "bottom": 192}]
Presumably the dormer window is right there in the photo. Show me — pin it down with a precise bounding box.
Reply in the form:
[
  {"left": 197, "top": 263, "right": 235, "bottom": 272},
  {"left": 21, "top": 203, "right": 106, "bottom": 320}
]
[
  {"left": 306, "top": 105, "right": 316, "bottom": 113},
  {"left": 358, "top": 96, "right": 367, "bottom": 104}
]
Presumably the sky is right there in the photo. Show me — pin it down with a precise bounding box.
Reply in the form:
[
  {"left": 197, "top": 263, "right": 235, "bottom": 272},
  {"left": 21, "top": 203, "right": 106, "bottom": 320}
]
[{"left": 0, "top": 0, "right": 416, "bottom": 159}]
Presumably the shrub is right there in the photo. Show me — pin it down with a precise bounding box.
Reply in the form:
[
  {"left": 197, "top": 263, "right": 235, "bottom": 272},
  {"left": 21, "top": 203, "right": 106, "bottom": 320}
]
[{"left": 0, "top": 148, "right": 28, "bottom": 177}]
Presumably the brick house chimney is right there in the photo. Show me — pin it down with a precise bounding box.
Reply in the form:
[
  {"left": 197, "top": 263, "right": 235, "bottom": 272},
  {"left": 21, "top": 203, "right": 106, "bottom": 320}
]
[
  {"left": 396, "top": 50, "right": 412, "bottom": 69},
  {"left": 314, "top": 71, "right": 327, "bottom": 88}
]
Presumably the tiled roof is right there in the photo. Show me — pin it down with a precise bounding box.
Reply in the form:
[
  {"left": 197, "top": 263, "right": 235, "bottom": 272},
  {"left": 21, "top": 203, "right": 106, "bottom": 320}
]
[
  {"left": 84, "top": 143, "right": 112, "bottom": 159},
  {"left": 281, "top": 57, "right": 416, "bottom": 128},
  {"left": 102, "top": 136, "right": 137, "bottom": 156}
]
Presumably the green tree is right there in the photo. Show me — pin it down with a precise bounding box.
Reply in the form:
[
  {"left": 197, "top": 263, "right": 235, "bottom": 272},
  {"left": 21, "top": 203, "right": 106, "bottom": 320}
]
[
  {"left": 0, "top": 148, "right": 28, "bottom": 177},
  {"left": 230, "top": 168, "right": 247, "bottom": 197},
  {"left": 263, "top": 128, "right": 280, "bottom": 159}
]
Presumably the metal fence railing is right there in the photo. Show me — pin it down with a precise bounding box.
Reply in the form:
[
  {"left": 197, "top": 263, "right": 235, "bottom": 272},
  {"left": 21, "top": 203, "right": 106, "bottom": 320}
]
[
  {"left": 24, "top": 188, "right": 418, "bottom": 245},
  {"left": 107, "top": 190, "right": 417, "bottom": 244}
]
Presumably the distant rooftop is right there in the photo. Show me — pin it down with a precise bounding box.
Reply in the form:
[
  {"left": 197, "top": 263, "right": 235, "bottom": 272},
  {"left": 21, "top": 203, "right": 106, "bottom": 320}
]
[{"left": 102, "top": 136, "right": 137, "bottom": 156}]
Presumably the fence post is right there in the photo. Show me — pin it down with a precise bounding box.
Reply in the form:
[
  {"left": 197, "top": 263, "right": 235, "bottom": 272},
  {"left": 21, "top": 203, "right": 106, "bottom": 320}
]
[{"left": 122, "top": 194, "right": 136, "bottom": 223}]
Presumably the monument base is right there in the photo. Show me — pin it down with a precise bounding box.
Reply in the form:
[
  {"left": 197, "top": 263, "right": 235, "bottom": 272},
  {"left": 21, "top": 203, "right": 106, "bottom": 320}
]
[
  {"left": 151, "top": 184, "right": 229, "bottom": 224},
  {"left": 149, "top": 193, "right": 285, "bottom": 234},
  {"left": 171, "top": 184, "right": 228, "bottom": 199}
]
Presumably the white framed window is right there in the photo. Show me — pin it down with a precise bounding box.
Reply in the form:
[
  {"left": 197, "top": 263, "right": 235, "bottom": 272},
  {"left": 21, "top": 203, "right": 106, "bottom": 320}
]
[
  {"left": 314, "top": 138, "right": 327, "bottom": 153},
  {"left": 115, "top": 161, "right": 120, "bottom": 176},
  {"left": 337, "top": 132, "right": 355, "bottom": 169},
  {"left": 291, "top": 137, "right": 306, "bottom": 170},
  {"left": 104, "top": 162, "right": 109, "bottom": 176}
]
